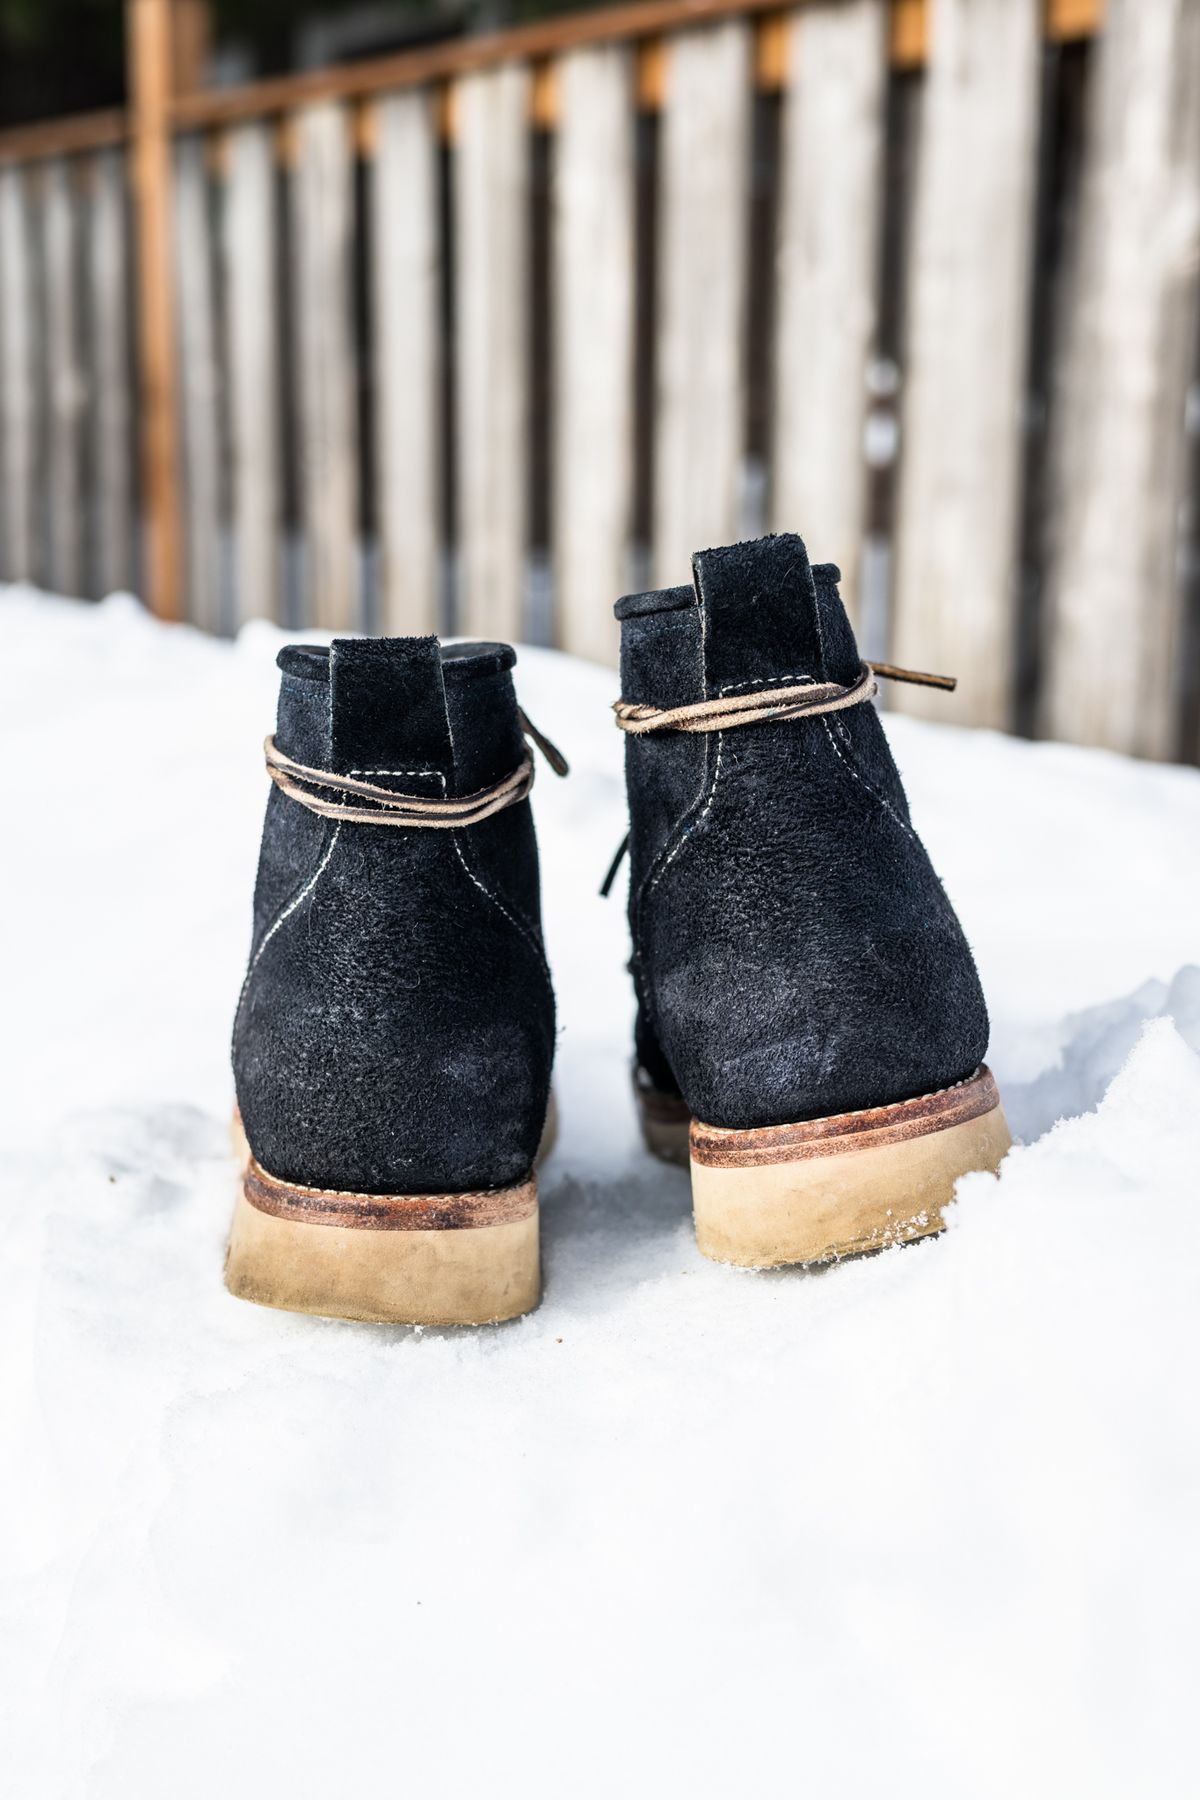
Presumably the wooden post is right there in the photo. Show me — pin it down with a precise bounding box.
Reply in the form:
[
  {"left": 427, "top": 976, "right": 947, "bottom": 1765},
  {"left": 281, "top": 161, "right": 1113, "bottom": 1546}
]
[
  {"left": 1042, "top": 0, "right": 1200, "bottom": 759},
  {"left": 225, "top": 121, "right": 281, "bottom": 625},
  {"left": 44, "top": 157, "right": 85, "bottom": 599},
  {"left": 653, "top": 21, "right": 754, "bottom": 588},
  {"left": 293, "top": 102, "right": 358, "bottom": 631},
  {"left": 773, "top": 1, "right": 888, "bottom": 625},
  {"left": 0, "top": 168, "right": 36, "bottom": 583},
  {"left": 127, "top": 0, "right": 182, "bottom": 619},
  {"left": 455, "top": 64, "right": 532, "bottom": 642},
  {"left": 889, "top": 0, "right": 1041, "bottom": 728},
  {"left": 171, "top": 0, "right": 211, "bottom": 96},
  {"left": 372, "top": 91, "right": 441, "bottom": 636},
  {"left": 89, "top": 148, "right": 135, "bottom": 598},
  {"left": 173, "top": 133, "right": 221, "bottom": 630},
  {"left": 553, "top": 43, "right": 636, "bottom": 665}
]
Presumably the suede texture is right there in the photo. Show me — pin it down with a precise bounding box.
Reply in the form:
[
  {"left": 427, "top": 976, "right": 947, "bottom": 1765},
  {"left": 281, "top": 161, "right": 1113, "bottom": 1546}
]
[
  {"left": 618, "top": 534, "right": 990, "bottom": 1129},
  {"left": 232, "top": 637, "right": 555, "bottom": 1195}
]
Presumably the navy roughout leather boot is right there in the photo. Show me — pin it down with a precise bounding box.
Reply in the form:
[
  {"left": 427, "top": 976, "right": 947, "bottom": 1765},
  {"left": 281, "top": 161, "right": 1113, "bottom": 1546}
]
[
  {"left": 614, "top": 534, "right": 1010, "bottom": 1266},
  {"left": 225, "top": 636, "right": 562, "bottom": 1324}
]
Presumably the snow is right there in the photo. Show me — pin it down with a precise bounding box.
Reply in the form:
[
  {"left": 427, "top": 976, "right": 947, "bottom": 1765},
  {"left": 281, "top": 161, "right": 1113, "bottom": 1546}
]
[{"left": 3, "top": 587, "right": 1200, "bottom": 1798}]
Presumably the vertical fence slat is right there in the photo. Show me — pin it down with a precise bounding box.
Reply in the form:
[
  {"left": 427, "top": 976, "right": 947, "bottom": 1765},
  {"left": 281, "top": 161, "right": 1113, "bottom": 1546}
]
[
  {"left": 225, "top": 122, "right": 280, "bottom": 625},
  {"left": 294, "top": 101, "right": 358, "bottom": 631},
  {"left": 553, "top": 43, "right": 636, "bottom": 665},
  {"left": 89, "top": 148, "right": 134, "bottom": 597},
  {"left": 372, "top": 91, "right": 440, "bottom": 637},
  {"left": 173, "top": 134, "right": 221, "bottom": 630},
  {"left": 1043, "top": 0, "right": 1200, "bottom": 759},
  {"left": 653, "top": 20, "right": 753, "bottom": 589},
  {"left": 129, "top": 0, "right": 183, "bottom": 619},
  {"left": 0, "top": 168, "right": 37, "bottom": 582},
  {"left": 773, "top": 1, "right": 887, "bottom": 623},
  {"left": 455, "top": 64, "right": 531, "bottom": 642},
  {"left": 890, "top": 0, "right": 1041, "bottom": 726},
  {"left": 44, "top": 158, "right": 84, "bottom": 598}
]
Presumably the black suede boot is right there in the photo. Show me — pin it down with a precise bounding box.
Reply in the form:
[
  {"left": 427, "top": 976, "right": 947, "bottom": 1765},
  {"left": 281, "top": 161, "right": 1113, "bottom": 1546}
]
[
  {"left": 615, "top": 534, "right": 1010, "bottom": 1265},
  {"left": 225, "top": 636, "right": 560, "bottom": 1324}
]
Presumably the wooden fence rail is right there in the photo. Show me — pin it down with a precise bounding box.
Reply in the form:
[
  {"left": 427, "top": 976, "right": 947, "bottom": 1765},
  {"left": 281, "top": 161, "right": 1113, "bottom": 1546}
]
[{"left": 1, "top": 0, "right": 1199, "bottom": 763}]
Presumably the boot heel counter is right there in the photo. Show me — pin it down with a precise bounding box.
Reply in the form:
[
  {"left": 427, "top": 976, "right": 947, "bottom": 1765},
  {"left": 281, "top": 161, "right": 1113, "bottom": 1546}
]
[
  {"left": 635, "top": 712, "right": 990, "bottom": 1131},
  {"left": 233, "top": 816, "right": 554, "bottom": 1197},
  {"left": 232, "top": 639, "right": 556, "bottom": 1199},
  {"left": 690, "top": 1068, "right": 1011, "bottom": 1267}
]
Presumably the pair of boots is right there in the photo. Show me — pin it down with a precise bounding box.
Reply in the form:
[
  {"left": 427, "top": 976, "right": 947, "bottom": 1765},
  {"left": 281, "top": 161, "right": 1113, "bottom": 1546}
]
[{"left": 225, "top": 534, "right": 1011, "bottom": 1324}]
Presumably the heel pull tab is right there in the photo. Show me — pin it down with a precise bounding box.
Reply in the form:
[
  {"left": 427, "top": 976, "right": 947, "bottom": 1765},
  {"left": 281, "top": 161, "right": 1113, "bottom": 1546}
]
[
  {"left": 691, "top": 536, "right": 825, "bottom": 694},
  {"left": 330, "top": 637, "right": 452, "bottom": 775}
]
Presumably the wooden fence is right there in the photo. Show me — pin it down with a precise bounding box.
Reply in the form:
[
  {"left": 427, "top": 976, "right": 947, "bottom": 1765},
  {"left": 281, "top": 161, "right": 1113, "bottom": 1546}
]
[{"left": 2, "top": 0, "right": 1199, "bottom": 761}]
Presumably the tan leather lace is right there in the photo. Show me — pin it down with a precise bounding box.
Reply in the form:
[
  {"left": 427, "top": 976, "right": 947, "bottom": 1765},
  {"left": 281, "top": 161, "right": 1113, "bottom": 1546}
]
[
  {"left": 599, "top": 660, "right": 955, "bottom": 896},
  {"left": 264, "top": 708, "right": 567, "bottom": 829},
  {"left": 612, "top": 661, "right": 955, "bottom": 736}
]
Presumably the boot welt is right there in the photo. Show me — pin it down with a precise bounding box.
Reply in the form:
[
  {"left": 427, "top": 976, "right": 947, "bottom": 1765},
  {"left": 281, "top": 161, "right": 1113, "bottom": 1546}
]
[{"left": 643, "top": 1066, "right": 1011, "bottom": 1267}]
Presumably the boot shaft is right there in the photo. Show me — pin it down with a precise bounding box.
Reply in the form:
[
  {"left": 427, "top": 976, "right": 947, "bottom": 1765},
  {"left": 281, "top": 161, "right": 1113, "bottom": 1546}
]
[
  {"left": 233, "top": 636, "right": 555, "bottom": 1197},
  {"left": 618, "top": 539, "right": 911, "bottom": 893},
  {"left": 256, "top": 636, "right": 545, "bottom": 960},
  {"left": 616, "top": 534, "right": 989, "bottom": 1130}
]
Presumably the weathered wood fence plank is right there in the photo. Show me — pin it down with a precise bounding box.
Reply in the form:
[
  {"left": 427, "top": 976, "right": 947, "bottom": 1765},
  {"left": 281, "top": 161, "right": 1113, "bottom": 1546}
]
[
  {"left": 773, "top": 0, "right": 887, "bottom": 625},
  {"left": 371, "top": 91, "right": 441, "bottom": 636},
  {"left": 0, "top": 167, "right": 37, "bottom": 582},
  {"left": 890, "top": 0, "right": 1041, "bottom": 726},
  {"left": 43, "top": 158, "right": 85, "bottom": 598},
  {"left": 89, "top": 148, "right": 135, "bottom": 598},
  {"left": 173, "top": 134, "right": 222, "bottom": 631},
  {"left": 552, "top": 43, "right": 636, "bottom": 665},
  {"left": 454, "top": 64, "right": 531, "bottom": 642},
  {"left": 293, "top": 102, "right": 358, "bottom": 631},
  {"left": 129, "top": 0, "right": 182, "bottom": 619},
  {"left": 653, "top": 20, "right": 753, "bottom": 588},
  {"left": 224, "top": 122, "right": 281, "bottom": 625},
  {"left": 2, "top": 0, "right": 1196, "bottom": 768},
  {"left": 1043, "top": 0, "right": 1200, "bottom": 759}
]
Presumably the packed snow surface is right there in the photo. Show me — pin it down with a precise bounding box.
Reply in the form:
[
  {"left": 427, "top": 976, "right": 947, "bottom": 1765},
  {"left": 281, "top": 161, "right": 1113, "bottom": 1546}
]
[{"left": 3, "top": 589, "right": 1200, "bottom": 1798}]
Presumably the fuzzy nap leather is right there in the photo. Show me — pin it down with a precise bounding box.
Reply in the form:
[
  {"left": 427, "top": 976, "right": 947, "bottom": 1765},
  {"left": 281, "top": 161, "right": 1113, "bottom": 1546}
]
[
  {"left": 617, "top": 534, "right": 990, "bottom": 1130},
  {"left": 232, "top": 637, "right": 555, "bottom": 1195}
]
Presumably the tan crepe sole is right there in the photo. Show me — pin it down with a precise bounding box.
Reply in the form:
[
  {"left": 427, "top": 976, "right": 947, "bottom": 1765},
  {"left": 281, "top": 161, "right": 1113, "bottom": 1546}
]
[
  {"left": 224, "top": 1102, "right": 554, "bottom": 1325},
  {"left": 638, "top": 1066, "right": 1011, "bottom": 1267}
]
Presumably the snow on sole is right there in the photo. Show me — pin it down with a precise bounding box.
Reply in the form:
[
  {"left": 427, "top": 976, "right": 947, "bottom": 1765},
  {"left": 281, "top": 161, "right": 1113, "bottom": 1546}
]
[
  {"left": 224, "top": 1113, "right": 541, "bottom": 1325},
  {"left": 641, "top": 1066, "right": 1011, "bottom": 1267}
]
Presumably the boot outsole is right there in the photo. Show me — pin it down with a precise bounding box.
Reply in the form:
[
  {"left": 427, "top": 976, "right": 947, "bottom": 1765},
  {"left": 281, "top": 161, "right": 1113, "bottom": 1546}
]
[
  {"left": 633, "top": 1077, "right": 690, "bottom": 1167},
  {"left": 224, "top": 1110, "right": 549, "bottom": 1324},
  {"left": 638, "top": 1065, "right": 1011, "bottom": 1267}
]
